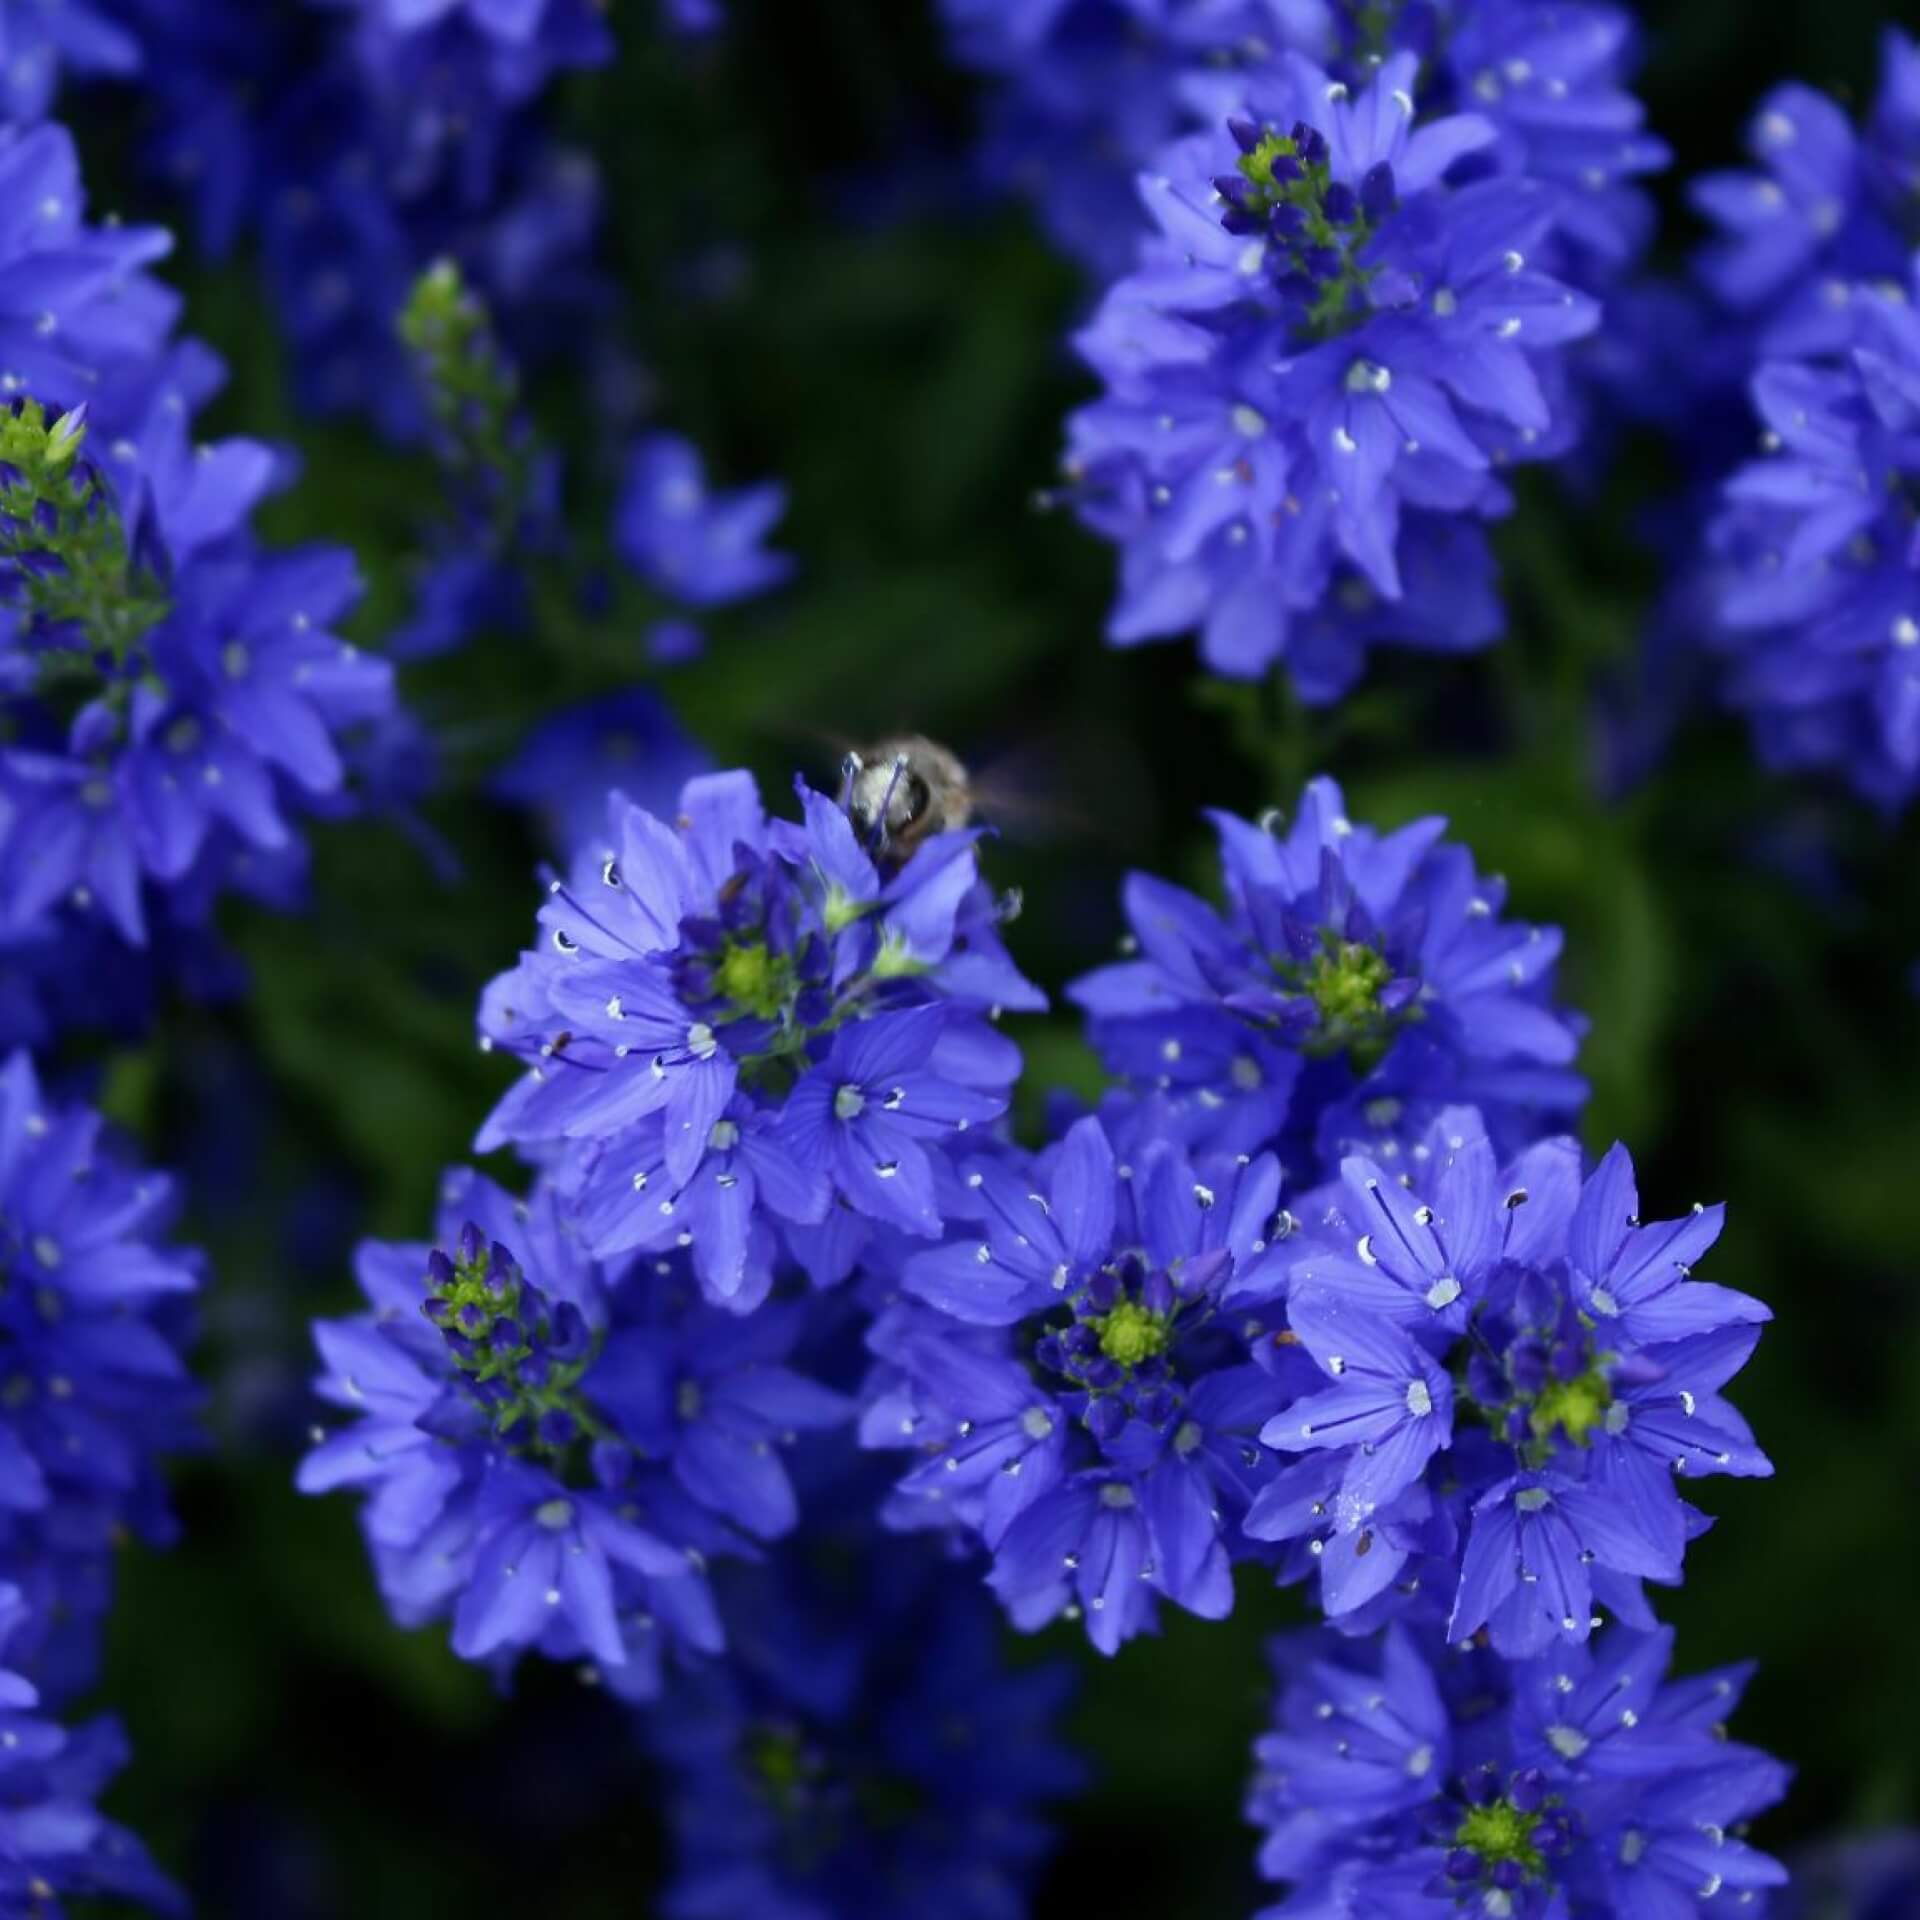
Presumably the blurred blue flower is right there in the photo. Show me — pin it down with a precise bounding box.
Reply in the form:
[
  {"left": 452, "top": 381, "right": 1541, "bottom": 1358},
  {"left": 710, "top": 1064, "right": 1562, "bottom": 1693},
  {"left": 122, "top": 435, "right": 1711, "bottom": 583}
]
[
  {"left": 1704, "top": 268, "right": 1920, "bottom": 812},
  {"left": 0, "top": 124, "right": 175, "bottom": 423},
  {"left": 0, "top": 1584, "right": 183, "bottom": 1914},
  {"left": 615, "top": 433, "right": 794, "bottom": 660},
  {"left": 0, "top": 0, "right": 139, "bottom": 124},
  {"left": 492, "top": 688, "right": 715, "bottom": 856},
  {"left": 646, "top": 1495, "right": 1082, "bottom": 1920},
  {"left": 0, "top": 1052, "right": 201, "bottom": 1696},
  {"left": 1691, "top": 30, "right": 1920, "bottom": 351}
]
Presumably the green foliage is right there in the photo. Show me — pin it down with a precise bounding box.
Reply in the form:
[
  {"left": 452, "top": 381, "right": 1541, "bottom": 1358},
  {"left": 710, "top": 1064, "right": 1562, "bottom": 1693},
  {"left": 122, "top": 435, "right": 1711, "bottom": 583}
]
[
  {"left": 0, "top": 399, "right": 166, "bottom": 675},
  {"left": 399, "top": 258, "right": 537, "bottom": 545}
]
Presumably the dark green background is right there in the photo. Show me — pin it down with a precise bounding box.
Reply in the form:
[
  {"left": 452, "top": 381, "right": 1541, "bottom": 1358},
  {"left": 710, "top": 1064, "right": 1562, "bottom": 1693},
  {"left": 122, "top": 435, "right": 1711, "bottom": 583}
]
[{"left": 57, "top": 0, "right": 1920, "bottom": 1910}]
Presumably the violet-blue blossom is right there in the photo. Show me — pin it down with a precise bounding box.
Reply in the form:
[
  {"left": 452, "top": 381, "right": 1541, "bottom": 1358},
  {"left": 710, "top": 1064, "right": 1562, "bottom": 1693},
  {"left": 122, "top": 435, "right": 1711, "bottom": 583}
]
[
  {"left": 299, "top": 1168, "right": 770, "bottom": 1690},
  {"left": 0, "top": 0, "right": 139, "bottom": 124},
  {"left": 1244, "top": 1107, "right": 1771, "bottom": 1653},
  {"left": 0, "top": 1051, "right": 201, "bottom": 1695},
  {"left": 614, "top": 433, "right": 793, "bottom": 663},
  {"left": 0, "top": 1584, "right": 182, "bottom": 1915},
  {"left": 1067, "top": 50, "right": 1599, "bottom": 686},
  {"left": 1070, "top": 775, "right": 1585, "bottom": 1172},
  {"left": 1691, "top": 29, "right": 1920, "bottom": 351},
  {"left": 1703, "top": 267, "right": 1920, "bottom": 812},
  {"left": 1247, "top": 1619, "right": 1789, "bottom": 1918},
  {"left": 475, "top": 770, "right": 1036, "bottom": 1311},
  {"left": 863, "top": 1114, "right": 1293, "bottom": 1653}
]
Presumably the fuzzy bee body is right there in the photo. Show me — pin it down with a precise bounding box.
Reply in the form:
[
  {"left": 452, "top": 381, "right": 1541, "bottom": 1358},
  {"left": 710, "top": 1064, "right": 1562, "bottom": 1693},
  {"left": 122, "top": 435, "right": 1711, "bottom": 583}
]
[{"left": 840, "top": 735, "right": 974, "bottom": 860}]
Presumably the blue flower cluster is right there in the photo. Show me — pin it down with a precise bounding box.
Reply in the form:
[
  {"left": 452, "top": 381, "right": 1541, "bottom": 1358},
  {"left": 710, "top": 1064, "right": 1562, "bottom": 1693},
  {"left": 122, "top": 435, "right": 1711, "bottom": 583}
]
[
  {"left": 646, "top": 1475, "right": 1083, "bottom": 1920},
  {"left": 947, "top": 1, "right": 1666, "bottom": 286},
  {"left": 474, "top": 769, "right": 1037, "bottom": 1306},
  {"left": 1246, "top": 1621, "right": 1787, "bottom": 1917},
  {"left": 1249, "top": 1110, "right": 1769, "bottom": 1643},
  {"left": 0, "top": 1051, "right": 199, "bottom": 1911},
  {"left": 1070, "top": 775, "right": 1586, "bottom": 1163},
  {"left": 1691, "top": 32, "right": 1920, "bottom": 812},
  {"left": 819, "top": 774, "right": 1782, "bottom": 1911},
  {"left": 302, "top": 765, "right": 1038, "bottom": 1654},
  {"left": 295, "top": 760, "right": 1089, "bottom": 1888},
  {"left": 865, "top": 1114, "right": 1291, "bottom": 1652},
  {"left": 1065, "top": 47, "right": 1613, "bottom": 688},
  {"left": 300, "top": 1166, "right": 849, "bottom": 1692},
  {"left": 0, "top": 127, "right": 396, "bottom": 1028},
  {"left": 219, "top": 0, "right": 1817, "bottom": 1899},
  {"left": 5, "top": 0, "right": 611, "bottom": 445}
]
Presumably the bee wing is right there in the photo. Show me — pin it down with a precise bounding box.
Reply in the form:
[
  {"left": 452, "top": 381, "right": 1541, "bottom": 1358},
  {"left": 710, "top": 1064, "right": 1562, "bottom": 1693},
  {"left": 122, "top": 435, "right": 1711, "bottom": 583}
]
[{"left": 965, "top": 728, "right": 1152, "bottom": 853}]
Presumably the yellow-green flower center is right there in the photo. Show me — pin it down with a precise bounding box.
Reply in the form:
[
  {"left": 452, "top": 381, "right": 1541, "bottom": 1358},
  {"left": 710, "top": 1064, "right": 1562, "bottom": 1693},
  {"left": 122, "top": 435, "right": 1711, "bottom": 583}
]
[
  {"left": 1455, "top": 1799, "right": 1545, "bottom": 1875},
  {"left": 1096, "top": 1299, "right": 1170, "bottom": 1368},
  {"left": 1305, "top": 939, "right": 1393, "bottom": 1027},
  {"left": 872, "top": 929, "right": 928, "bottom": 980},
  {"left": 1529, "top": 1368, "right": 1613, "bottom": 1448},
  {"left": 714, "top": 939, "right": 788, "bottom": 1020},
  {"left": 745, "top": 1726, "right": 815, "bottom": 1815},
  {"left": 1238, "top": 131, "right": 1303, "bottom": 197},
  {"left": 1232, "top": 129, "right": 1380, "bottom": 337}
]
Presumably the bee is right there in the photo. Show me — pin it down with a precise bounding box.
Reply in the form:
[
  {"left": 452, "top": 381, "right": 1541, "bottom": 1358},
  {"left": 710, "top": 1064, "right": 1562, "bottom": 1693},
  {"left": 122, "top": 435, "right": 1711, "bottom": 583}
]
[{"left": 840, "top": 735, "right": 974, "bottom": 860}]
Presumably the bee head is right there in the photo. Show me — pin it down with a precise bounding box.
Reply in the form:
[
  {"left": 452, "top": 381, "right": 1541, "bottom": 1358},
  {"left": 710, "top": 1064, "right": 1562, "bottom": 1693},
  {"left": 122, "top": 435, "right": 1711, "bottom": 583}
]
[{"left": 843, "top": 750, "right": 928, "bottom": 839}]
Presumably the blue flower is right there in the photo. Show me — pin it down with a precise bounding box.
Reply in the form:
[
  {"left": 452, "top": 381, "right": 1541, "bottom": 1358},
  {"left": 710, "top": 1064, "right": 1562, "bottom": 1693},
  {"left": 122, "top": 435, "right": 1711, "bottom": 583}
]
[
  {"left": 0, "top": 0, "right": 140, "bottom": 125},
  {"left": 0, "top": 1585, "right": 182, "bottom": 1914},
  {"left": 776, "top": 1006, "right": 1011, "bottom": 1239},
  {"left": 614, "top": 433, "right": 794, "bottom": 661},
  {"left": 491, "top": 689, "right": 716, "bottom": 856},
  {"left": 1406, "top": 0, "right": 1669, "bottom": 280},
  {"left": 645, "top": 1495, "right": 1081, "bottom": 1920},
  {"left": 1691, "top": 31, "right": 1920, "bottom": 349},
  {"left": 1246, "top": 1619, "right": 1789, "bottom": 1919},
  {"left": 0, "top": 124, "right": 174, "bottom": 424},
  {"left": 0, "top": 1052, "right": 201, "bottom": 1694},
  {"left": 474, "top": 770, "right": 1035, "bottom": 1310},
  {"left": 0, "top": 384, "right": 395, "bottom": 952},
  {"left": 589, "top": 1297, "right": 851, "bottom": 1543},
  {"left": 1066, "top": 51, "right": 1599, "bottom": 685},
  {"left": 1244, "top": 1110, "right": 1772, "bottom": 1653},
  {"left": 1070, "top": 776, "right": 1585, "bottom": 1170},
  {"left": 298, "top": 1169, "right": 740, "bottom": 1688},
  {"left": 1703, "top": 270, "right": 1920, "bottom": 811},
  {"left": 865, "top": 1115, "right": 1292, "bottom": 1653}
]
